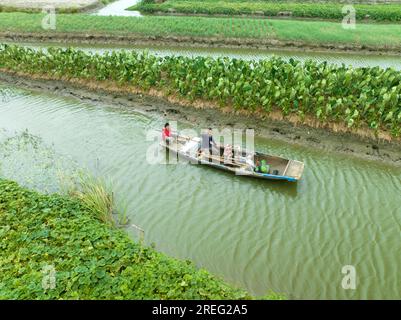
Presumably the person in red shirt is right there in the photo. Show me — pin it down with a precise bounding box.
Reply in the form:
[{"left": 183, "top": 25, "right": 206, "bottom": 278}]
[{"left": 162, "top": 122, "right": 173, "bottom": 144}]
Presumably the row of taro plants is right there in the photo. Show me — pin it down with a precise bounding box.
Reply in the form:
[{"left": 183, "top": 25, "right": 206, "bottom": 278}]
[{"left": 0, "top": 44, "right": 400, "bottom": 137}]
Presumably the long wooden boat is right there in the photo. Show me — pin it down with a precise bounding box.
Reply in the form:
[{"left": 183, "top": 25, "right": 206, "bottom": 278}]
[{"left": 161, "top": 134, "right": 304, "bottom": 182}]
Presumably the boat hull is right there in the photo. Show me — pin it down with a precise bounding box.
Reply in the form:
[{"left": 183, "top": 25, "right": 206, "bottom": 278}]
[{"left": 161, "top": 140, "right": 303, "bottom": 182}]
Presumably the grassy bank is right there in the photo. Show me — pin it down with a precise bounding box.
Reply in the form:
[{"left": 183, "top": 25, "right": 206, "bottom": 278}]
[
  {"left": 1, "top": 13, "right": 401, "bottom": 51},
  {"left": 1, "top": 44, "right": 400, "bottom": 139},
  {"left": 0, "top": 178, "right": 270, "bottom": 299},
  {"left": 132, "top": 0, "right": 401, "bottom": 22}
]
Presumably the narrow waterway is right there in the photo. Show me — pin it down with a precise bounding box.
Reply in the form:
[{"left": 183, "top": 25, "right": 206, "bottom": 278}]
[
  {"left": 94, "top": 0, "right": 141, "bottom": 17},
  {"left": 0, "top": 84, "right": 400, "bottom": 299}
]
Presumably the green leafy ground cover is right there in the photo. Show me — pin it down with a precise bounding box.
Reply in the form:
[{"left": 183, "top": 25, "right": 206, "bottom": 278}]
[{"left": 0, "top": 178, "right": 266, "bottom": 299}]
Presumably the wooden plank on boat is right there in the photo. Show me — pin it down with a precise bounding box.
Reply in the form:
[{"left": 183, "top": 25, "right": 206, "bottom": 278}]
[
  {"left": 200, "top": 154, "right": 245, "bottom": 168},
  {"left": 284, "top": 160, "right": 304, "bottom": 180},
  {"left": 282, "top": 160, "right": 291, "bottom": 176}
]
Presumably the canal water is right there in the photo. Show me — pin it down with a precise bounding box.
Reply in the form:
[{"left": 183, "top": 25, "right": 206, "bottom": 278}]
[
  {"left": 0, "top": 84, "right": 400, "bottom": 299},
  {"left": 94, "top": 0, "right": 141, "bottom": 17}
]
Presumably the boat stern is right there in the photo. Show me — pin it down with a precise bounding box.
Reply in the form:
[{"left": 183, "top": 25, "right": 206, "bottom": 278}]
[{"left": 284, "top": 160, "right": 305, "bottom": 181}]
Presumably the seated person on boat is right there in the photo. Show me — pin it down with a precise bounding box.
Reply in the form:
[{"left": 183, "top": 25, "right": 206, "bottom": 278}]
[
  {"left": 223, "top": 144, "right": 233, "bottom": 164},
  {"left": 254, "top": 159, "right": 270, "bottom": 174},
  {"left": 237, "top": 153, "right": 256, "bottom": 172}
]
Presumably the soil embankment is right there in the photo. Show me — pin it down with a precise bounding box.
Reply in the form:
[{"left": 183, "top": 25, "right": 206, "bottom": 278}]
[{"left": 1, "top": 32, "right": 401, "bottom": 56}]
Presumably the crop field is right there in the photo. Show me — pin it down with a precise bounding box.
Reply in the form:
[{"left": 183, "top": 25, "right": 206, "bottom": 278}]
[
  {"left": 1, "top": 13, "right": 401, "bottom": 49},
  {"left": 1, "top": 44, "right": 400, "bottom": 137},
  {"left": 132, "top": 0, "right": 401, "bottom": 22}
]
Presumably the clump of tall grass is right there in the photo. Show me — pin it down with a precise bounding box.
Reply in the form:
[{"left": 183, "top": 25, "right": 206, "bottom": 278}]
[
  {"left": 59, "top": 170, "right": 116, "bottom": 225},
  {"left": 75, "top": 171, "right": 114, "bottom": 225}
]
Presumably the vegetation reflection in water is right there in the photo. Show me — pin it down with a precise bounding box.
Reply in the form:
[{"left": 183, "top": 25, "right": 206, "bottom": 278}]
[{"left": 0, "top": 129, "right": 130, "bottom": 227}]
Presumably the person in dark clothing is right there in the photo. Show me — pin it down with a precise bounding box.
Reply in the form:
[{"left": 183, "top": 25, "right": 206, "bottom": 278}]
[{"left": 200, "top": 128, "right": 218, "bottom": 162}]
